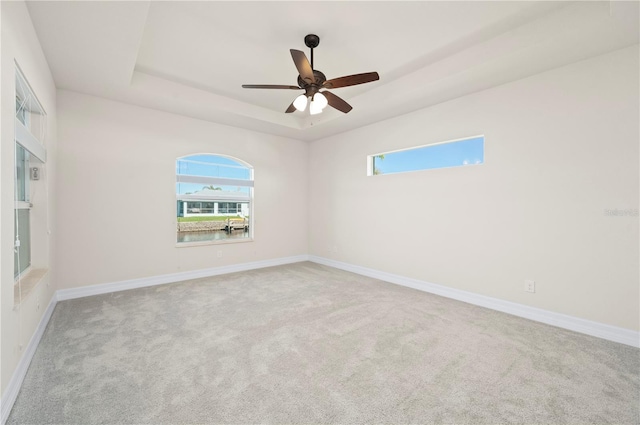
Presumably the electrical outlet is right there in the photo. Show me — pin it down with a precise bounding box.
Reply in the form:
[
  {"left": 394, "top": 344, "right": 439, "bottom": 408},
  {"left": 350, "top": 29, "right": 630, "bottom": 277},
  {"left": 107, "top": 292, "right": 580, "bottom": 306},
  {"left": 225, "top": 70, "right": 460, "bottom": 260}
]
[
  {"left": 524, "top": 280, "right": 535, "bottom": 293},
  {"left": 217, "top": 250, "right": 223, "bottom": 258}
]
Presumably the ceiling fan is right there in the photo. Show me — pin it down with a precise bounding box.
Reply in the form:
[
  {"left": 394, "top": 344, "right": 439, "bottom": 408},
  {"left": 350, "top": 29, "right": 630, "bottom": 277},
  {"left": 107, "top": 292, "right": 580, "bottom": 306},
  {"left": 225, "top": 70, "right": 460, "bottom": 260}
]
[{"left": 242, "top": 34, "right": 379, "bottom": 115}]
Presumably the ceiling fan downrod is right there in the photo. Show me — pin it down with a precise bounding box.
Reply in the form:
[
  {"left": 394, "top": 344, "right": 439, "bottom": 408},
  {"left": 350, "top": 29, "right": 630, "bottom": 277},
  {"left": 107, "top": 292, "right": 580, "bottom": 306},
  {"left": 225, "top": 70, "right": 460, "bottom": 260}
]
[{"left": 304, "top": 34, "right": 320, "bottom": 70}]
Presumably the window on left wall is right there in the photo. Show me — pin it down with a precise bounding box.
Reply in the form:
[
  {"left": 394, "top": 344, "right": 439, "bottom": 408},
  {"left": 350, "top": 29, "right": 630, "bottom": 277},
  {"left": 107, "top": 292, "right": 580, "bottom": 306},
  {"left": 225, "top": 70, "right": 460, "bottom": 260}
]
[
  {"left": 14, "top": 66, "right": 47, "bottom": 285},
  {"left": 14, "top": 144, "right": 32, "bottom": 277}
]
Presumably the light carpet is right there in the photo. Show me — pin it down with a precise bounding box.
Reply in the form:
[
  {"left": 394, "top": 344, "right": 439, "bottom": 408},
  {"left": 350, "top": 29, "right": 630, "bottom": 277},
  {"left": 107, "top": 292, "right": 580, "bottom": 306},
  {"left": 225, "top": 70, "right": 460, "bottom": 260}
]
[{"left": 7, "top": 262, "right": 640, "bottom": 424}]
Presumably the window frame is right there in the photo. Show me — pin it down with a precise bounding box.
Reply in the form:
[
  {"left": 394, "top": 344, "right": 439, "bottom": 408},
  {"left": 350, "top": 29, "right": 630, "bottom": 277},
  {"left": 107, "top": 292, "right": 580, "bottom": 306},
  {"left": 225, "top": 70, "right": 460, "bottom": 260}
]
[
  {"left": 14, "top": 145, "right": 32, "bottom": 277},
  {"left": 175, "top": 154, "right": 254, "bottom": 247},
  {"left": 367, "top": 134, "right": 485, "bottom": 176},
  {"left": 14, "top": 66, "right": 47, "bottom": 282}
]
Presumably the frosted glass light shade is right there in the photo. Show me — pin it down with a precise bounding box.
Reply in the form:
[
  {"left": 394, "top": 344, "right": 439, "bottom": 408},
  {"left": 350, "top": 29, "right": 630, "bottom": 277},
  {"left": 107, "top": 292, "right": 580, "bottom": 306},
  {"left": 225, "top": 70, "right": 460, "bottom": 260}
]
[
  {"left": 313, "top": 92, "right": 328, "bottom": 109},
  {"left": 293, "top": 94, "right": 308, "bottom": 111},
  {"left": 309, "top": 93, "right": 328, "bottom": 115},
  {"left": 310, "top": 102, "right": 322, "bottom": 115}
]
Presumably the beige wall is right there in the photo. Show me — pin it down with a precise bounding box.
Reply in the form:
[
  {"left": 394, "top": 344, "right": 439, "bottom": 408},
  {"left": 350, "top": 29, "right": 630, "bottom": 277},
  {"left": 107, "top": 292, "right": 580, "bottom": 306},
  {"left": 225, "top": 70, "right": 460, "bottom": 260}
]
[
  {"left": 1, "top": 1, "right": 58, "bottom": 394},
  {"left": 309, "top": 46, "right": 639, "bottom": 331},
  {"left": 55, "top": 90, "right": 309, "bottom": 290}
]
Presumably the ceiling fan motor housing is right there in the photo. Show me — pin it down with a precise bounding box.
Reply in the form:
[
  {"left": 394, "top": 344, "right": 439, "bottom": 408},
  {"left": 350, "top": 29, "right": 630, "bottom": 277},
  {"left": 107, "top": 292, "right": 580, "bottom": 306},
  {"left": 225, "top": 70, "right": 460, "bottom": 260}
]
[{"left": 298, "top": 70, "right": 326, "bottom": 94}]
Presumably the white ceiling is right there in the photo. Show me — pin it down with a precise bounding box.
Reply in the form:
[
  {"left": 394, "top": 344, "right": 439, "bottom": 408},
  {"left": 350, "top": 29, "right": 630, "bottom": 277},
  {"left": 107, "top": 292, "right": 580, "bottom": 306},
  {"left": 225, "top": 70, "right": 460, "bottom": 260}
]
[{"left": 26, "top": 1, "right": 639, "bottom": 141}]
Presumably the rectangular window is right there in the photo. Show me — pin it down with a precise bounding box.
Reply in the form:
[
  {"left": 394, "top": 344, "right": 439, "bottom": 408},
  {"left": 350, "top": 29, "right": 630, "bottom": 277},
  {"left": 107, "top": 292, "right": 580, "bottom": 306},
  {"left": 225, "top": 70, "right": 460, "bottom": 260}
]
[
  {"left": 14, "top": 209, "right": 31, "bottom": 277},
  {"left": 368, "top": 135, "right": 484, "bottom": 176},
  {"left": 15, "top": 67, "right": 46, "bottom": 160},
  {"left": 176, "top": 154, "right": 253, "bottom": 245},
  {"left": 14, "top": 67, "right": 47, "bottom": 282},
  {"left": 15, "top": 144, "right": 29, "bottom": 202},
  {"left": 15, "top": 137, "right": 34, "bottom": 278}
]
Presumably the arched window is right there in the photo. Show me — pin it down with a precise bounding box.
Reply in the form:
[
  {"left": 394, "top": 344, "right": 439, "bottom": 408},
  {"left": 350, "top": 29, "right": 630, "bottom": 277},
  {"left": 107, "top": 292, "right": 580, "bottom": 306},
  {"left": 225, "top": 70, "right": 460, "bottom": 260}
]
[{"left": 176, "top": 154, "right": 253, "bottom": 244}]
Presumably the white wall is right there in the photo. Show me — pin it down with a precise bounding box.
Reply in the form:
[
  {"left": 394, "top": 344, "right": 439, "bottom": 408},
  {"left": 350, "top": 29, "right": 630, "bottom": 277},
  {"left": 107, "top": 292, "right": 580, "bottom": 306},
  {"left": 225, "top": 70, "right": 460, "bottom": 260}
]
[
  {"left": 309, "top": 46, "right": 639, "bottom": 331},
  {"left": 55, "top": 91, "right": 308, "bottom": 290},
  {"left": 1, "top": 1, "right": 57, "bottom": 395}
]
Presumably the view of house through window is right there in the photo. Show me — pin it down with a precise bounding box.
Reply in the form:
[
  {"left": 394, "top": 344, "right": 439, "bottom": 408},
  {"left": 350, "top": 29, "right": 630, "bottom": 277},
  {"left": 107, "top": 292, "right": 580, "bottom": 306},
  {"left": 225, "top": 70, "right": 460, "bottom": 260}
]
[
  {"left": 176, "top": 154, "right": 253, "bottom": 244},
  {"left": 369, "top": 135, "right": 484, "bottom": 176}
]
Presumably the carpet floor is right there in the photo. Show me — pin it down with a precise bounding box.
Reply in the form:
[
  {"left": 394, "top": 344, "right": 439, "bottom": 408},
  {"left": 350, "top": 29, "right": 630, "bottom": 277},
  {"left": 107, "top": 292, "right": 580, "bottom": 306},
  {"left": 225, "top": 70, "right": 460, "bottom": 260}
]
[{"left": 7, "top": 262, "right": 640, "bottom": 424}]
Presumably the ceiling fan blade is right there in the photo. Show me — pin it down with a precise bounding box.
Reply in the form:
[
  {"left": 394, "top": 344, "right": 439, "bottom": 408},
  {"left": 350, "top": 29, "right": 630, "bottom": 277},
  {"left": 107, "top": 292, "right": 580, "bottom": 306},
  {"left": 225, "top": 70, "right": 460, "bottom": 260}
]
[
  {"left": 323, "top": 72, "right": 379, "bottom": 89},
  {"left": 290, "top": 49, "right": 314, "bottom": 83},
  {"left": 242, "top": 84, "right": 301, "bottom": 90},
  {"left": 285, "top": 102, "right": 296, "bottom": 113},
  {"left": 322, "top": 91, "right": 352, "bottom": 114}
]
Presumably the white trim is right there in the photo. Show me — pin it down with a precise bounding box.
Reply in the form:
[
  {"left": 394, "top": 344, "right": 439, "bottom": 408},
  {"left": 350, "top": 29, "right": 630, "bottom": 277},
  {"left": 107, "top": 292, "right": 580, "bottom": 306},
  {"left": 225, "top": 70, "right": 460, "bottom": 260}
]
[
  {"left": 1, "top": 295, "right": 58, "bottom": 425},
  {"left": 176, "top": 237, "right": 254, "bottom": 248},
  {"left": 56, "top": 255, "right": 310, "bottom": 301},
  {"left": 177, "top": 194, "right": 250, "bottom": 202},
  {"left": 368, "top": 133, "right": 485, "bottom": 157},
  {"left": 176, "top": 175, "right": 253, "bottom": 188},
  {"left": 308, "top": 256, "right": 640, "bottom": 348},
  {"left": 15, "top": 119, "right": 46, "bottom": 163},
  {"left": 14, "top": 201, "right": 31, "bottom": 210}
]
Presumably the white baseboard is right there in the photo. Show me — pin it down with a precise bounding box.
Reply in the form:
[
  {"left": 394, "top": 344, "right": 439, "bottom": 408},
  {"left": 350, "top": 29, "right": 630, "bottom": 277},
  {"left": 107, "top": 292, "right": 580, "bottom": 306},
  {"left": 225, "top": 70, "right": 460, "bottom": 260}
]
[
  {"left": 309, "top": 256, "right": 640, "bottom": 348},
  {"left": 1, "top": 254, "right": 637, "bottom": 424},
  {"left": 56, "top": 255, "right": 310, "bottom": 301},
  {"left": 1, "top": 295, "right": 58, "bottom": 425}
]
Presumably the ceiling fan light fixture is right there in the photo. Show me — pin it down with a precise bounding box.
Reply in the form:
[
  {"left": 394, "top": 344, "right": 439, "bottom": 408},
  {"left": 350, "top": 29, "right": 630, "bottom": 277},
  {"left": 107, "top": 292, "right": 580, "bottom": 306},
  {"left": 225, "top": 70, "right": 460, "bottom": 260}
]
[
  {"left": 310, "top": 92, "right": 328, "bottom": 115},
  {"left": 313, "top": 92, "right": 328, "bottom": 110},
  {"left": 309, "top": 104, "right": 322, "bottom": 115},
  {"left": 293, "top": 94, "right": 308, "bottom": 111},
  {"left": 242, "top": 34, "right": 379, "bottom": 115}
]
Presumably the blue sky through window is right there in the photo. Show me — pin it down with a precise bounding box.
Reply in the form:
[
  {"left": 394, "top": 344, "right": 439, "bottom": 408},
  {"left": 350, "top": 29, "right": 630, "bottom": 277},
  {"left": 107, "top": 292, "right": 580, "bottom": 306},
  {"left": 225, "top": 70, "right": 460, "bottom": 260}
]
[
  {"left": 176, "top": 155, "right": 250, "bottom": 179},
  {"left": 372, "top": 136, "right": 484, "bottom": 175},
  {"left": 176, "top": 155, "right": 252, "bottom": 195}
]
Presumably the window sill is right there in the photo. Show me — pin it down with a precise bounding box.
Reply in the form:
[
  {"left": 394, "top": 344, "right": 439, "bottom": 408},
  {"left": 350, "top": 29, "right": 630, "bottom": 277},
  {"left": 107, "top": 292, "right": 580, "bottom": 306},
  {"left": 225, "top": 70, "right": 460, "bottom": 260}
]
[
  {"left": 176, "top": 238, "right": 254, "bottom": 248},
  {"left": 14, "top": 268, "right": 48, "bottom": 306}
]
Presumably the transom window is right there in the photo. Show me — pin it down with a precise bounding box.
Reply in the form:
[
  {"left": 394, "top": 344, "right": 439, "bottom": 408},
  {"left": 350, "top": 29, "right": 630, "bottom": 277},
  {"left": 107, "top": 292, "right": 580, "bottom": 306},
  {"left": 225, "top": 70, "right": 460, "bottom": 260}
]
[
  {"left": 368, "top": 135, "right": 484, "bottom": 176},
  {"left": 176, "top": 154, "right": 253, "bottom": 244}
]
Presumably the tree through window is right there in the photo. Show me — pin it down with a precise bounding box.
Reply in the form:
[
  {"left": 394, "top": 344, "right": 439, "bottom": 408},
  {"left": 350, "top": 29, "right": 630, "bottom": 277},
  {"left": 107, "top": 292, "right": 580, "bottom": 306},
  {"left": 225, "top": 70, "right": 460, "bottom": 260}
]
[
  {"left": 368, "top": 135, "right": 484, "bottom": 176},
  {"left": 176, "top": 154, "right": 253, "bottom": 244}
]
